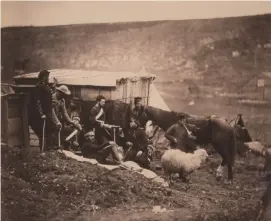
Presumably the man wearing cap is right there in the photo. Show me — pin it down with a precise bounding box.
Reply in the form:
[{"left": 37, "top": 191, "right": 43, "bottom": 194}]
[
  {"left": 129, "top": 97, "right": 148, "bottom": 129},
  {"left": 82, "top": 130, "right": 123, "bottom": 164},
  {"left": 52, "top": 85, "right": 82, "bottom": 146},
  {"left": 124, "top": 117, "right": 154, "bottom": 168},
  {"left": 165, "top": 114, "right": 197, "bottom": 153},
  {"left": 31, "top": 70, "right": 55, "bottom": 151},
  {"left": 89, "top": 95, "right": 112, "bottom": 145}
]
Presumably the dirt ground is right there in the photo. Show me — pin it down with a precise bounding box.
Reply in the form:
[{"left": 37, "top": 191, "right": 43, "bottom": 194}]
[{"left": 1, "top": 142, "right": 269, "bottom": 221}]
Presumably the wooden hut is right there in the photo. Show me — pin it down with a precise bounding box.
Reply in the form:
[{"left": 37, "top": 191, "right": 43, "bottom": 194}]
[{"left": 13, "top": 69, "right": 156, "bottom": 105}]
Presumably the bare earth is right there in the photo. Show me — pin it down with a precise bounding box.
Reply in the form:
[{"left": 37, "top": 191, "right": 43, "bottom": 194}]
[{"left": 1, "top": 142, "right": 269, "bottom": 221}]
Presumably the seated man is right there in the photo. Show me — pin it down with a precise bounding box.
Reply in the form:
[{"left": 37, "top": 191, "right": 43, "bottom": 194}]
[
  {"left": 165, "top": 114, "right": 197, "bottom": 153},
  {"left": 124, "top": 117, "right": 155, "bottom": 169},
  {"left": 63, "top": 101, "right": 82, "bottom": 148},
  {"left": 82, "top": 130, "right": 123, "bottom": 164}
]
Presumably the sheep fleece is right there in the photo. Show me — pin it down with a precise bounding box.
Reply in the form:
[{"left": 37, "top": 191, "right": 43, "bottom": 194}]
[{"left": 161, "top": 149, "right": 206, "bottom": 175}]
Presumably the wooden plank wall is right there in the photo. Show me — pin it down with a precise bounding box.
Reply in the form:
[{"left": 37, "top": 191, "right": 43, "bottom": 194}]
[{"left": 1, "top": 93, "right": 30, "bottom": 151}]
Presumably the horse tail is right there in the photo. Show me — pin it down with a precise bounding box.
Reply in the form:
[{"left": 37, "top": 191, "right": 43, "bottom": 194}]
[{"left": 228, "top": 128, "right": 237, "bottom": 166}]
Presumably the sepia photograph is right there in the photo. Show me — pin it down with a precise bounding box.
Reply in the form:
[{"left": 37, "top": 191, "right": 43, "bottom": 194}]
[{"left": 1, "top": 1, "right": 271, "bottom": 221}]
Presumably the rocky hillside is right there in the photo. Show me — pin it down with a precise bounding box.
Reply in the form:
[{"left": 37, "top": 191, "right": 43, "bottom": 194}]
[{"left": 1, "top": 14, "right": 271, "bottom": 91}]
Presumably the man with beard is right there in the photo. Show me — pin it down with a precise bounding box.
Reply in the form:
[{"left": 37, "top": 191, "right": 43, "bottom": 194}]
[
  {"left": 124, "top": 117, "right": 155, "bottom": 169},
  {"left": 165, "top": 114, "right": 197, "bottom": 153},
  {"left": 130, "top": 97, "right": 148, "bottom": 129},
  {"left": 32, "top": 70, "right": 56, "bottom": 151}
]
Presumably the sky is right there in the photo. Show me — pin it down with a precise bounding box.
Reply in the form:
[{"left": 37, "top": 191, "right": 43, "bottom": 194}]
[{"left": 1, "top": 1, "right": 271, "bottom": 27}]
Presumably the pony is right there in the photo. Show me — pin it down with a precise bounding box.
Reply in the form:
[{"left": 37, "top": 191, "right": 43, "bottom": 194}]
[{"left": 144, "top": 106, "right": 237, "bottom": 182}]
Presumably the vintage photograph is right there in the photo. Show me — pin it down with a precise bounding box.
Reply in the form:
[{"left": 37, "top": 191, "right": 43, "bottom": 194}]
[{"left": 1, "top": 1, "right": 271, "bottom": 221}]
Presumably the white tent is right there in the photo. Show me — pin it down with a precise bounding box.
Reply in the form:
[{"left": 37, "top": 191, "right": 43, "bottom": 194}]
[{"left": 149, "top": 84, "right": 171, "bottom": 111}]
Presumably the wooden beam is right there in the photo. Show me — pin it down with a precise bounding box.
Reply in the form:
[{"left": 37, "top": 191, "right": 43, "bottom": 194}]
[
  {"left": 1, "top": 95, "right": 9, "bottom": 144},
  {"left": 21, "top": 93, "right": 30, "bottom": 154}
]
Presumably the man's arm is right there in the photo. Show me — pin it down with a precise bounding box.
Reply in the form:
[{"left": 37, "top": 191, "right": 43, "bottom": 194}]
[
  {"left": 137, "top": 129, "right": 149, "bottom": 150},
  {"left": 89, "top": 107, "right": 100, "bottom": 126},
  {"left": 165, "top": 125, "right": 176, "bottom": 143},
  {"left": 34, "top": 85, "right": 45, "bottom": 117},
  {"left": 60, "top": 99, "right": 73, "bottom": 124}
]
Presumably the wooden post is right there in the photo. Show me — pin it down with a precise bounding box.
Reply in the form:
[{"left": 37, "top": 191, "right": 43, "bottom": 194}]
[
  {"left": 21, "top": 93, "right": 30, "bottom": 155},
  {"left": 1, "top": 95, "right": 9, "bottom": 144}
]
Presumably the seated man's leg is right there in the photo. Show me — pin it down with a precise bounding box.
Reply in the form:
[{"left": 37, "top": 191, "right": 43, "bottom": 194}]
[
  {"left": 111, "top": 145, "right": 124, "bottom": 163},
  {"left": 96, "top": 144, "right": 113, "bottom": 163}
]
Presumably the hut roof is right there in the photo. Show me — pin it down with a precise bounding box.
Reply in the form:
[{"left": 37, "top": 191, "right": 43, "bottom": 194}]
[{"left": 13, "top": 69, "right": 156, "bottom": 87}]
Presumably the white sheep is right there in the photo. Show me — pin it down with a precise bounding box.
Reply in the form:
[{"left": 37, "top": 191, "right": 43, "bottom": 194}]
[{"left": 161, "top": 148, "right": 208, "bottom": 184}]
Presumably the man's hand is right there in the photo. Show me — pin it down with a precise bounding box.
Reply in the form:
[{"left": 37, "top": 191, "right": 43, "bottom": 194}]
[
  {"left": 189, "top": 134, "right": 197, "bottom": 140},
  {"left": 109, "top": 141, "right": 116, "bottom": 145},
  {"left": 100, "top": 121, "right": 104, "bottom": 127},
  {"left": 41, "top": 115, "right": 46, "bottom": 119},
  {"left": 56, "top": 123, "right": 62, "bottom": 131},
  {"left": 126, "top": 141, "right": 133, "bottom": 146}
]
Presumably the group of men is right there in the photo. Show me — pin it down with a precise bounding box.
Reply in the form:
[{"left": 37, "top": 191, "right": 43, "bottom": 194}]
[
  {"left": 33, "top": 69, "right": 197, "bottom": 168},
  {"left": 82, "top": 94, "right": 154, "bottom": 168},
  {"left": 32, "top": 70, "right": 154, "bottom": 168},
  {"left": 32, "top": 70, "right": 82, "bottom": 151}
]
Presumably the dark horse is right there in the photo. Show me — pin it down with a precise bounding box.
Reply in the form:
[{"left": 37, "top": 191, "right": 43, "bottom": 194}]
[{"left": 143, "top": 106, "right": 237, "bottom": 182}]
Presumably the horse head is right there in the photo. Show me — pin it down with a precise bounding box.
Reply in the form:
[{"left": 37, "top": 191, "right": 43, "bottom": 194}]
[{"left": 144, "top": 106, "right": 179, "bottom": 131}]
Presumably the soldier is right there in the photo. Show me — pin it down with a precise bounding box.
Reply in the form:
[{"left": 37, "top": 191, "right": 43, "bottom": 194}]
[
  {"left": 89, "top": 95, "right": 112, "bottom": 145},
  {"left": 82, "top": 130, "right": 123, "bottom": 164},
  {"left": 165, "top": 114, "right": 197, "bottom": 153},
  {"left": 124, "top": 117, "right": 154, "bottom": 168},
  {"left": 129, "top": 97, "right": 148, "bottom": 129},
  {"left": 32, "top": 70, "right": 55, "bottom": 151},
  {"left": 63, "top": 101, "right": 82, "bottom": 148},
  {"left": 52, "top": 85, "right": 82, "bottom": 147}
]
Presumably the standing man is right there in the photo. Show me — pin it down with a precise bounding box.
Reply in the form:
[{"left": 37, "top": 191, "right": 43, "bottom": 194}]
[
  {"left": 89, "top": 95, "right": 112, "bottom": 145},
  {"left": 129, "top": 97, "right": 148, "bottom": 129},
  {"left": 165, "top": 114, "right": 197, "bottom": 153},
  {"left": 32, "top": 70, "right": 55, "bottom": 151}
]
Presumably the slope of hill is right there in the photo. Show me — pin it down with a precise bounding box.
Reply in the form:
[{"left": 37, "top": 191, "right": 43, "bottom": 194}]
[{"left": 2, "top": 14, "right": 271, "bottom": 92}]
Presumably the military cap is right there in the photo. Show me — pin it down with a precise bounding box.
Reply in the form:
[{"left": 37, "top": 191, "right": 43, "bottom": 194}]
[
  {"left": 38, "top": 70, "right": 50, "bottom": 79},
  {"left": 84, "top": 130, "right": 95, "bottom": 138},
  {"left": 177, "top": 113, "right": 187, "bottom": 120},
  {"left": 134, "top": 97, "right": 142, "bottom": 103}
]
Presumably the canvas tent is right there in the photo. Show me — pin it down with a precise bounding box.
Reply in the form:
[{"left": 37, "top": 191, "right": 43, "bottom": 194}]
[{"left": 149, "top": 84, "right": 170, "bottom": 111}]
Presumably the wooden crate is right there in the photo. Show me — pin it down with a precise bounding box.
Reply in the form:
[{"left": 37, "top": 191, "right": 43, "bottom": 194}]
[{"left": 1, "top": 93, "right": 29, "bottom": 150}]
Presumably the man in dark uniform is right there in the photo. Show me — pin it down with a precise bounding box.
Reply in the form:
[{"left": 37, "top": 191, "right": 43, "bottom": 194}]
[
  {"left": 31, "top": 70, "right": 58, "bottom": 151},
  {"left": 82, "top": 130, "right": 123, "bottom": 164},
  {"left": 165, "top": 114, "right": 198, "bottom": 153},
  {"left": 124, "top": 117, "right": 155, "bottom": 168},
  {"left": 130, "top": 97, "right": 148, "bottom": 129},
  {"left": 89, "top": 95, "right": 112, "bottom": 145}
]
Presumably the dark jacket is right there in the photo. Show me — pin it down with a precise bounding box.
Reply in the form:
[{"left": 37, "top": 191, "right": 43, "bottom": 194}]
[
  {"left": 130, "top": 105, "right": 148, "bottom": 128},
  {"left": 165, "top": 123, "right": 197, "bottom": 152},
  {"left": 34, "top": 82, "right": 54, "bottom": 117},
  {"left": 126, "top": 127, "right": 149, "bottom": 151},
  {"left": 89, "top": 104, "right": 111, "bottom": 144},
  {"left": 89, "top": 104, "right": 106, "bottom": 128},
  {"left": 82, "top": 139, "right": 110, "bottom": 158}
]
